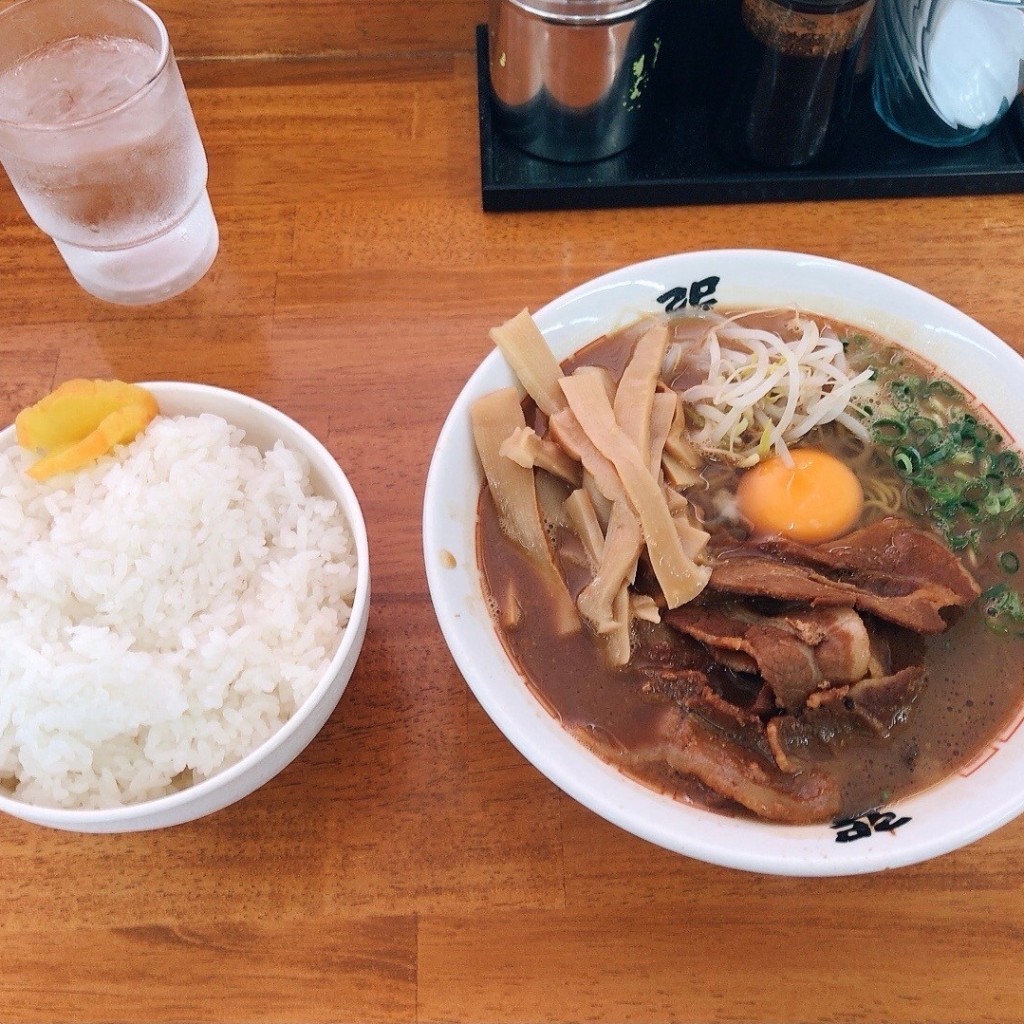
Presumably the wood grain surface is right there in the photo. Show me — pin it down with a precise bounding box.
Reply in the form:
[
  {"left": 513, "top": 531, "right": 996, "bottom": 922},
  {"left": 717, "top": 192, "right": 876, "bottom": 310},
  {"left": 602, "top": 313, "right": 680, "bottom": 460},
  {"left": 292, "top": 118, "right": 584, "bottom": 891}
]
[
  {"left": 0, "top": 0, "right": 488, "bottom": 59},
  {"left": 1, "top": 48, "right": 1024, "bottom": 1024}
]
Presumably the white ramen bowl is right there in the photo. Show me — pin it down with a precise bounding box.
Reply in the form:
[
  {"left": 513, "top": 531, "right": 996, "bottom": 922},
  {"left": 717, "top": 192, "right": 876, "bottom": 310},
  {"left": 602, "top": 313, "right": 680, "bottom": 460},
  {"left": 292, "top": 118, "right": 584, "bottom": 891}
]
[
  {"left": 0, "top": 382, "right": 371, "bottom": 833},
  {"left": 423, "top": 249, "right": 1024, "bottom": 876}
]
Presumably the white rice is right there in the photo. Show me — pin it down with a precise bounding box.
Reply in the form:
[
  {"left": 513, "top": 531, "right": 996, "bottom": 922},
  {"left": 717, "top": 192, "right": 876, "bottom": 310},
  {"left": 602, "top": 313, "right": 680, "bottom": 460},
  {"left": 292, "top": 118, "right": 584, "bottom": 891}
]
[{"left": 0, "top": 413, "right": 357, "bottom": 809}]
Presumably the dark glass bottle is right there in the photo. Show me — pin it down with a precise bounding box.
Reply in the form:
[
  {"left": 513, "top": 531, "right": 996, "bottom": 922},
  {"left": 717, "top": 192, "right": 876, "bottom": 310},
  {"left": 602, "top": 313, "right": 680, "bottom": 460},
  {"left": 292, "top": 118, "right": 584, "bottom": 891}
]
[{"left": 723, "top": 0, "right": 875, "bottom": 169}]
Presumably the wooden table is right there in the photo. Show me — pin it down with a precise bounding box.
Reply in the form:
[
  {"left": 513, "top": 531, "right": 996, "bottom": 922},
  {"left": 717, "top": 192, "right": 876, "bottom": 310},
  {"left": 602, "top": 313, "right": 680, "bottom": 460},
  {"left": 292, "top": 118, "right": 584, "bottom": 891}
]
[{"left": 2, "top": 51, "right": 1024, "bottom": 1024}]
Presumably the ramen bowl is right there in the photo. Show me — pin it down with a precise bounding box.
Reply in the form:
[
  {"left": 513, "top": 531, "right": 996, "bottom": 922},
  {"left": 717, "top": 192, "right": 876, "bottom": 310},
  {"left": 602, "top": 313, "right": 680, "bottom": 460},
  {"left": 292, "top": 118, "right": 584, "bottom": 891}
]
[
  {"left": 0, "top": 382, "right": 370, "bottom": 832},
  {"left": 423, "top": 249, "right": 1024, "bottom": 876}
]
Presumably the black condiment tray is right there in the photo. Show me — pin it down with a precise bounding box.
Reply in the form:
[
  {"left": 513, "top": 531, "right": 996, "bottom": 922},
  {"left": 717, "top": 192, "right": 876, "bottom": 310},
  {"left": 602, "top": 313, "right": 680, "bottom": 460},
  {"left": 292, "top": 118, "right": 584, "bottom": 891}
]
[{"left": 475, "top": 25, "right": 1024, "bottom": 214}]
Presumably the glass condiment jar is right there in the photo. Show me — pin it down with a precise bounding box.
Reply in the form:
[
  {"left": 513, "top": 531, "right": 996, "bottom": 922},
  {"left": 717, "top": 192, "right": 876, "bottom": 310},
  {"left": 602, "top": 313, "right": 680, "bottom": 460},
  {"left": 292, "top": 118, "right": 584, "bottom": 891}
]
[{"left": 721, "top": 0, "right": 876, "bottom": 168}]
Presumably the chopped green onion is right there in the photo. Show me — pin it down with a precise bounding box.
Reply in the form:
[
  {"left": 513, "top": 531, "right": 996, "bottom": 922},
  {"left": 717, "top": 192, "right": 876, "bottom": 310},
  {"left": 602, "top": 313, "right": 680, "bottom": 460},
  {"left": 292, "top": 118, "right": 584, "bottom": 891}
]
[
  {"left": 1000, "top": 552, "right": 1020, "bottom": 574},
  {"left": 866, "top": 360, "right": 1024, "bottom": 564},
  {"left": 961, "top": 481, "right": 988, "bottom": 503},
  {"left": 995, "top": 451, "right": 1022, "bottom": 476},
  {"left": 893, "top": 446, "right": 922, "bottom": 476},
  {"left": 873, "top": 419, "right": 906, "bottom": 444},
  {"left": 949, "top": 449, "right": 976, "bottom": 466},
  {"left": 982, "top": 584, "right": 1024, "bottom": 634},
  {"left": 926, "top": 379, "right": 962, "bottom": 398}
]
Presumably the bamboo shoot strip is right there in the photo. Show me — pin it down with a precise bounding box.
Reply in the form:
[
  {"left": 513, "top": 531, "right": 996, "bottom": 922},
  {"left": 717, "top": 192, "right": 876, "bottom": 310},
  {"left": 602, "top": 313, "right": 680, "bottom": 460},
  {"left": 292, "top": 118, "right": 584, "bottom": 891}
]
[
  {"left": 604, "top": 585, "right": 631, "bottom": 668},
  {"left": 662, "top": 486, "right": 711, "bottom": 559},
  {"left": 662, "top": 390, "right": 703, "bottom": 467},
  {"left": 558, "top": 372, "right": 711, "bottom": 608},
  {"left": 471, "top": 388, "right": 550, "bottom": 562},
  {"left": 582, "top": 471, "right": 612, "bottom": 529},
  {"left": 648, "top": 392, "right": 679, "bottom": 480},
  {"left": 499, "top": 425, "right": 582, "bottom": 487},
  {"left": 675, "top": 517, "right": 711, "bottom": 561},
  {"left": 489, "top": 309, "right": 566, "bottom": 417},
  {"left": 573, "top": 364, "right": 617, "bottom": 405},
  {"left": 577, "top": 500, "right": 643, "bottom": 634},
  {"left": 630, "top": 593, "right": 661, "bottom": 624},
  {"left": 614, "top": 322, "right": 669, "bottom": 458},
  {"left": 563, "top": 489, "right": 605, "bottom": 571},
  {"left": 549, "top": 409, "right": 626, "bottom": 505},
  {"left": 470, "top": 388, "right": 579, "bottom": 633},
  {"left": 662, "top": 393, "right": 703, "bottom": 488}
]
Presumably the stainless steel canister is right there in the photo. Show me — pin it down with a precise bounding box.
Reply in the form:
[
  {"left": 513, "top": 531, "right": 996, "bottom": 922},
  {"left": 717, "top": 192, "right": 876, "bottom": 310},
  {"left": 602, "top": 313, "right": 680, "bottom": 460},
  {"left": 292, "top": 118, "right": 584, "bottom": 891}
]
[{"left": 488, "top": 0, "right": 666, "bottom": 162}]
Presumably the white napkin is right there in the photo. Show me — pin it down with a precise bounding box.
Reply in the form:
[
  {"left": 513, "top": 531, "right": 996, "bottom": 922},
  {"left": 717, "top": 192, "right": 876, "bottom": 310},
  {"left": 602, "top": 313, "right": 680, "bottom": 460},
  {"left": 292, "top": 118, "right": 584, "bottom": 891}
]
[{"left": 925, "top": 0, "right": 1024, "bottom": 128}]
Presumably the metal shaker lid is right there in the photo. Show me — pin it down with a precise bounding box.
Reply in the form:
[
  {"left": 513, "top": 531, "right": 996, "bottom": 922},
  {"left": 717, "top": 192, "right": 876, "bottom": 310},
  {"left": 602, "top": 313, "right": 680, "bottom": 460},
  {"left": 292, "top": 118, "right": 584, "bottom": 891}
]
[{"left": 500, "top": 0, "right": 660, "bottom": 25}]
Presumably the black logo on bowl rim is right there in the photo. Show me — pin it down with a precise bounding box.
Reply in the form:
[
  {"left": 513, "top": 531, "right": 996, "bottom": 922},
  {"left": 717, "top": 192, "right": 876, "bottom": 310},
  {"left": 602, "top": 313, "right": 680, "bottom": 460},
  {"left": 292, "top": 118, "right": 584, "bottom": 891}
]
[
  {"left": 656, "top": 277, "right": 719, "bottom": 313},
  {"left": 832, "top": 811, "right": 912, "bottom": 843}
]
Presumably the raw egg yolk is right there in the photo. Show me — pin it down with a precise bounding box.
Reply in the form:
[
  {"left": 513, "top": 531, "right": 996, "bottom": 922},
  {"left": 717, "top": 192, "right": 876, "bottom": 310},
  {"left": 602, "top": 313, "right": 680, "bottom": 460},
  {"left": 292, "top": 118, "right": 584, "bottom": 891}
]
[{"left": 736, "top": 448, "right": 864, "bottom": 543}]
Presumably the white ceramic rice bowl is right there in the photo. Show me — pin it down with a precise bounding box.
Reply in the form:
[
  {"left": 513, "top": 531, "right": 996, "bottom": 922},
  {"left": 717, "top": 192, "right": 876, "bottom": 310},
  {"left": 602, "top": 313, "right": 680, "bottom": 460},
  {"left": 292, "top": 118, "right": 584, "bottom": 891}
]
[
  {"left": 0, "top": 382, "right": 370, "bottom": 832},
  {"left": 423, "top": 249, "right": 1024, "bottom": 876}
]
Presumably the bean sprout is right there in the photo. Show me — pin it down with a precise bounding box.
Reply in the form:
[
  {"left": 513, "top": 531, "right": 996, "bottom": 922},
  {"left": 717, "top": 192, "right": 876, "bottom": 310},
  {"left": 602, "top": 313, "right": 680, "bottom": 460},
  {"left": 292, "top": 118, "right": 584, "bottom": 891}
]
[{"left": 668, "top": 310, "right": 875, "bottom": 467}]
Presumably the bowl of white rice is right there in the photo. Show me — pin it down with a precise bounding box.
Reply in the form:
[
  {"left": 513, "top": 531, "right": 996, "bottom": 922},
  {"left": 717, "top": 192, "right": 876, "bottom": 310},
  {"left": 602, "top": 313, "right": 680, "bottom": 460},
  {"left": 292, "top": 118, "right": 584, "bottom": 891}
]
[{"left": 0, "top": 381, "right": 370, "bottom": 832}]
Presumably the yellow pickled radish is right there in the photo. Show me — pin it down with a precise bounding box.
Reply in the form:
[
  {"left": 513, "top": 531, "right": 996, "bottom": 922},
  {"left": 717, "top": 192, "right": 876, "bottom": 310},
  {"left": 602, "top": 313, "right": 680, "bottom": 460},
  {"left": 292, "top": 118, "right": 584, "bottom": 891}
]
[
  {"left": 16, "top": 378, "right": 157, "bottom": 451},
  {"left": 15, "top": 378, "right": 158, "bottom": 481}
]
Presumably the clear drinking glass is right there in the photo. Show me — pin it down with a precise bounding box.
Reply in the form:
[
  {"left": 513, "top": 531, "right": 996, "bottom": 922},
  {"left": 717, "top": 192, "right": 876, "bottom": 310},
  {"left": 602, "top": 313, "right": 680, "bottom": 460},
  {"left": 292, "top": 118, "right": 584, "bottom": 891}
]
[
  {"left": 0, "top": 0, "right": 218, "bottom": 304},
  {"left": 873, "top": 0, "right": 1024, "bottom": 147}
]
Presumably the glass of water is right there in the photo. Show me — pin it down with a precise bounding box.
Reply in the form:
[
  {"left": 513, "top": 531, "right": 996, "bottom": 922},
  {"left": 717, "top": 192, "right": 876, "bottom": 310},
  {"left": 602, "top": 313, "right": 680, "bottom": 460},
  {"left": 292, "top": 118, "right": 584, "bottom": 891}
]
[
  {"left": 0, "top": 0, "right": 218, "bottom": 305},
  {"left": 873, "top": 0, "right": 1024, "bottom": 147}
]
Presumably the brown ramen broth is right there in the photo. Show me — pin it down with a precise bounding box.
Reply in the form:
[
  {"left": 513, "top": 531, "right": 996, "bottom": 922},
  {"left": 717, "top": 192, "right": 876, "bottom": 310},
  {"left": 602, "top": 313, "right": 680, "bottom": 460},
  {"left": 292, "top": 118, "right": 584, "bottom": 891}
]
[{"left": 476, "top": 307, "right": 1024, "bottom": 823}]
